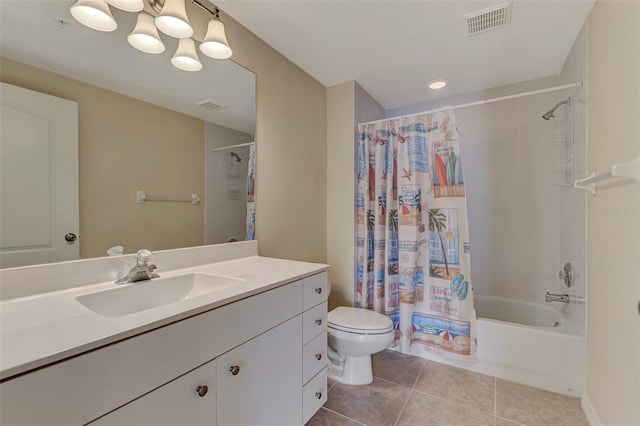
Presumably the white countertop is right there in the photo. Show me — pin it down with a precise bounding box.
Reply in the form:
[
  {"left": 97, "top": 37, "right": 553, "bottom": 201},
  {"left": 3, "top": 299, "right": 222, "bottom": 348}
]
[{"left": 0, "top": 255, "right": 329, "bottom": 381}]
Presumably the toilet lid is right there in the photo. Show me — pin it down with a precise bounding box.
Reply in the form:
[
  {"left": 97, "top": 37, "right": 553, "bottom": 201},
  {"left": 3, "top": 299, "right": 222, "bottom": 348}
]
[{"left": 328, "top": 307, "right": 393, "bottom": 333}]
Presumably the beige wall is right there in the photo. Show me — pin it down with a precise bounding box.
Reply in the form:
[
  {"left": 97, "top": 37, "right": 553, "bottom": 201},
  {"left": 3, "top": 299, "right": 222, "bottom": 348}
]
[
  {"left": 326, "top": 82, "right": 385, "bottom": 308},
  {"left": 327, "top": 81, "right": 355, "bottom": 309},
  {"left": 221, "top": 15, "right": 328, "bottom": 264},
  {"left": 586, "top": 1, "right": 640, "bottom": 425},
  {"left": 0, "top": 57, "right": 205, "bottom": 259}
]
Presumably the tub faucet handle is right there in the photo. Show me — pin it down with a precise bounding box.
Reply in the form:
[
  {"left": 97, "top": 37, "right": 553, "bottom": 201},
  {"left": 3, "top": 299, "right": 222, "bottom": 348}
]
[{"left": 559, "top": 262, "right": 575, "bottom": 288}]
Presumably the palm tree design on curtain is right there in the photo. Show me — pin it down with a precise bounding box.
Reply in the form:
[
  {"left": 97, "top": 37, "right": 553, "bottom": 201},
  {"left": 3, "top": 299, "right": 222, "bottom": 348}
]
[
  {"left": 378, "top": 195, "right": 386, "bottom": 216},
  {"left": 428, "top": 209, "right": 449, "bottom": 277},
  {"left": 388, "top": 210, "right": 399, "bottom": 275},
  {"left": 367, "top": 210, "right": 376, "bottom": 273},
  {"left": 389, "top": 210, "right": 398, "bottom": 233},
  {"left": 398, "top": 195, "right": 408, "bottom": 215}
]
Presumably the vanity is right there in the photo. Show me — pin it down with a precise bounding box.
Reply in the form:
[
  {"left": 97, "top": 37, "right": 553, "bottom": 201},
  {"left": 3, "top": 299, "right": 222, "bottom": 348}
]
[{"left": 0, "top": 242, "right": 329, "bottom": 425}]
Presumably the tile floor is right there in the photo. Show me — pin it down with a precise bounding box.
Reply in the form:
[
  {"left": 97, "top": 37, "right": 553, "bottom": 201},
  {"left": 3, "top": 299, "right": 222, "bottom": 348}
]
[{"left": 307, "top": 350, "right": 588, "bottom": 426}]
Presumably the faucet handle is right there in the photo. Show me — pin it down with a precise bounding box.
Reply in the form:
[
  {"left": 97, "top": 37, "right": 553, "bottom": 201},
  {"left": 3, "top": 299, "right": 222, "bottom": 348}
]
[
  {"left": 136, "top": 249, "right": 153, "bottom": 266},
  {"left": 148, "top": 263, "right": 160, "bottom": 279}
]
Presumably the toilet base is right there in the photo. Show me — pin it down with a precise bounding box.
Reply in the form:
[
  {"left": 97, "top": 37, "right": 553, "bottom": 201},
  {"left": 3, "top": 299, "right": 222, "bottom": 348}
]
[{"left": 328, "top": 354, "right": 373, "bottom": 385}]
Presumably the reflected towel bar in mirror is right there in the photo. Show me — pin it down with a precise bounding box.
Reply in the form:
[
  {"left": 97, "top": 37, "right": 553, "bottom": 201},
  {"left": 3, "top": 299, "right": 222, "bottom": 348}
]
[{"left": 136, "top": 190, "right": 200, "bottom": 205}]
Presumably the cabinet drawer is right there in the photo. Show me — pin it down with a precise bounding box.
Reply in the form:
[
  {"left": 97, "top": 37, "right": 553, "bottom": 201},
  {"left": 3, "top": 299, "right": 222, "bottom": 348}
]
[
  {"left": 302, "top": 301, "right": 327, "bottom": 344},
  {"left": 303, "top": 332, "right": 327, "bottom": 385},
  {"left": 302, "top": 368, "right": 328, "bottom": 424},
  {"left": 91, "top": 360, "right": 216, "bottom": 426},
  {"left": 302, "top": 272, "right": 328, "bottom": 311}
]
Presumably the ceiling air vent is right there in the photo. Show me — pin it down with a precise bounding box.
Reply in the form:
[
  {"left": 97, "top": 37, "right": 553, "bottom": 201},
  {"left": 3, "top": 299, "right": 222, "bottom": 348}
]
[
  {"left": 465, "top": 2, "right": 512, "bottom": 35},
  {"left": 197, "top": 100, "right": 223, "bottom": 110}
]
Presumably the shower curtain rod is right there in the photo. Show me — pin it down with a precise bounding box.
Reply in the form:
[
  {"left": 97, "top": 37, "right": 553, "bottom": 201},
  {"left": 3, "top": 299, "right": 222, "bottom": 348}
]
[
  {"left": 359, "top": 81, "right": 583, "bottom": 125},
  {"left": 210, "top": 141, "right": 255, "bottom": 152}
]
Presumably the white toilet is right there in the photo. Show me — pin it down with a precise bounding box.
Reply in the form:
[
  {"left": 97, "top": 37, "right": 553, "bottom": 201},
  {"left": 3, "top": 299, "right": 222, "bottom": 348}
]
[{"left": 327, "top": 307, "right": 394, "bottom": 385}]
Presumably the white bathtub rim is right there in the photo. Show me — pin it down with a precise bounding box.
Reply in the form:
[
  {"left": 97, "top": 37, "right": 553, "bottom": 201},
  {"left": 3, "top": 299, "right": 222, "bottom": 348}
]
[
  {"left": 477, "top": 317, "right": 580, "bottom": 337},
  {"left": 474, "top": 294, "right": 579, "bottom": 336}
]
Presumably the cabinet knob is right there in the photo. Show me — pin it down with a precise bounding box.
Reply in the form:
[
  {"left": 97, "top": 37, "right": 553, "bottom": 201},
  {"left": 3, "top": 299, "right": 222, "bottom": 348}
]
[
  {"left": 315, "top": 319, "right": 322, "bottom": 326},
  {"left": 230, "top": 365, "right": 240, "bottom": 376},
  {"left": 315, "top": 391, "right": 322, "bottom": 400},
  {"left": 314, "top": 287, "right": 322, "bottom": 294},
  {"left": 315, "top": 353, "right": 322, "bottom": 361},
  {"left": 196, "top": 385, "right": 208, "bottom": 397}
]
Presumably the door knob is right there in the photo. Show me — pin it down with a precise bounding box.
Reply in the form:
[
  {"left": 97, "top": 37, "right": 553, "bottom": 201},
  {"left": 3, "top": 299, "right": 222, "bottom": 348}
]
[
  {"left": 64, "top": 233, "right": 77, "bottom": 243},
  {"left": 196, "top": 385, "right": 208, "bottom": 397},
  {"left": 315, "top": 319, "right": 322, "bottom": 326},
  {"left": 230, "top": 365, "right": 240, "bottom": 376},
  {"left": 314, "top": 287, "right": 322, "bottom": 294},
  {"left": 315, "top": 353, "right": 322, "bottom": 361},
  {"left": 315, "top": 391, "right": 322, "bottom": 400}
]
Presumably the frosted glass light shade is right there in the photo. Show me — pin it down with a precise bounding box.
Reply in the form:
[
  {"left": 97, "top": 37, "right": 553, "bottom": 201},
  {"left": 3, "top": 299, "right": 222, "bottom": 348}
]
[
  {"left": 199, "top": 18, "right": 232, "bottom": 59},
  {"left": 155, "top": 0, "right": 193, "bottom": 39},
  {"left": 128, "top": 12, "right": 165, "bottom": 54},
  {"left": 70, "top": 0, "right": 117, "bottom": 32},
  {"left": 171, "top": 38, "right": 202, "bottom": 72},
  {"left": 105, "top": 0, "right": 143, "bottom": 12}
]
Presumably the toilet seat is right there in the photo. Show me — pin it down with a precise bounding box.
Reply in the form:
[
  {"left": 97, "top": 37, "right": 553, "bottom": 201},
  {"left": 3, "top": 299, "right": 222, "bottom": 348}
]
[{"left": 328, "top": 307, "right": 393, "bottom": 335}]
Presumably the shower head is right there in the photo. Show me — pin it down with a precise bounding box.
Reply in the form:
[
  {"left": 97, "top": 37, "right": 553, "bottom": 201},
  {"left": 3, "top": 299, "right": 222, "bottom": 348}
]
[
  {"left": 542, "top": 97, "right": 571, "bottom": 120},
  {"left": 230, "top": 152, "right": 242, "bottom": 162}
]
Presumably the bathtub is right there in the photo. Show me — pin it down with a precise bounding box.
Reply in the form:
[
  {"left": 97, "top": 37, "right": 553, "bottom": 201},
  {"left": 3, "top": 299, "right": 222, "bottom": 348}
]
[{"left": 403, "top": 295, "right": 584, "bottom": 397}]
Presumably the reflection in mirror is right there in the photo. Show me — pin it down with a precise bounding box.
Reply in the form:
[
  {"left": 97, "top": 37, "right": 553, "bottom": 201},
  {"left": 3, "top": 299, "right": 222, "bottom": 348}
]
[{"left": 0, "top": 0, "right": 255, "bottom": 268}]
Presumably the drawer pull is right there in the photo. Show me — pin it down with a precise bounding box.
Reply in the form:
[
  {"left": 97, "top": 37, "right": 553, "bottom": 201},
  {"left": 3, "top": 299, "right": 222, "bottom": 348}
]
[
  {"left": 315, "top": 319, "right": 322, "bottom": 326},
  {"left": 314, "top": 287, "right": 322, "bottom": 294},
  {"left": 315, "top": 353, "right": 322, "bottom": 361},
  {"left": 196, "top": 385, "right": 208, "bottom": 397},
  {"left": 230, "top": 365, "right": 240, "bottom": 376},
  {"left": 315, "top": 391, "right": 322, "bottom": 400}
]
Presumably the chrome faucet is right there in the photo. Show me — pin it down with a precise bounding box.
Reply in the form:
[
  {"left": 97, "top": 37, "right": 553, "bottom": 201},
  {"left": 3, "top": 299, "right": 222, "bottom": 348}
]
[
  {"left": 116, "top": 249, "right": 159, "bottom": 284},
  {"left": 545, "top": 292, "right": 569, "bottom": 303}
]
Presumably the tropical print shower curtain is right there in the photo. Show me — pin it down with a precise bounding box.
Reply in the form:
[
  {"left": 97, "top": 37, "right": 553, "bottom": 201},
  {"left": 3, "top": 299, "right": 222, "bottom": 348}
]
[
  {"left": 246, "top": 143, "right": 256, "bottom": 240},
  {"left": 356, "top": 110, "right": 476, "bottom": 361}
]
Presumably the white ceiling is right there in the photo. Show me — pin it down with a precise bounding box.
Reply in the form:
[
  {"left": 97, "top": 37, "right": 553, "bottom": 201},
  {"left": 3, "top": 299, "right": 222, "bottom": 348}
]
[
  {"left": 215, "top": 0, "right": 595, "bottom": 109},
  {"left": 0, "top": 1, "right": 255, "bottom": 134}
]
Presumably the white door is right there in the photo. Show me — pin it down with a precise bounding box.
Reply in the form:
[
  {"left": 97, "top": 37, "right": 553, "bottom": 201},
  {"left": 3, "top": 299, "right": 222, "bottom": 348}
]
[
  {"left": 217, "top": 315, "right": 303, "bottom": 426},
  {"left": 0, "top": 82, "right": 79, "bottom": 268}
]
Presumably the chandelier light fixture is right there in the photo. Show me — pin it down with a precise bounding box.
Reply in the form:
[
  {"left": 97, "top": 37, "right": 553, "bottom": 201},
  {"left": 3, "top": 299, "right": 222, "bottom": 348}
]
[
  {"left": 69, "top": 0, "right": 233, "bottom": 71},
  {"left": 106, "top": 0, "right": 144, "bottom": 12},
  {"left": 171, "top": 37, "right": 203, "bottom": 71},
  {"left": 154, "top": 0, "right": 193, "bottom": 38},
  {"left": 128, "top": 12, "right": 165, "bottom": 54},
  {"left": 200, "top": 9, "right": 232, "bottom": 60},
  {"left": 70, "top": 0, "right": 118, "bottom": 32}
]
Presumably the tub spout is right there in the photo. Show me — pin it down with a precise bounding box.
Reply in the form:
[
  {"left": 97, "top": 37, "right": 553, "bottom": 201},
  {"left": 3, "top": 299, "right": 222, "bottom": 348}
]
[{"left": 545, "top": 292, "right": 569, "bottom": 303}]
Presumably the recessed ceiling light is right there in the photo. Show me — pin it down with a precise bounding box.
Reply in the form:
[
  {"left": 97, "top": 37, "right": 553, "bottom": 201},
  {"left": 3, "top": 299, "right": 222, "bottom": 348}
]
[{"left": 428, "top": 80, "right": 447, "bottom": 90}]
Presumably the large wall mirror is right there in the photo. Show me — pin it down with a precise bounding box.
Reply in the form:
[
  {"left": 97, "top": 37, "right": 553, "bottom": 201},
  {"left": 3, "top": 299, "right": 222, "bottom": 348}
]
[{"left": 0, "top": 1, "right": 256, "bottom": 268}]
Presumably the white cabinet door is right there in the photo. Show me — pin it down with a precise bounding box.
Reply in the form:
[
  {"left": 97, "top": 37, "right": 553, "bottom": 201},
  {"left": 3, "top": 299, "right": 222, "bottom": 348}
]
[
  {"left": 90, "top": 359, "right": 217, "bottom": 426},
  {"left": 217, "top": 316, "right": 303, "bottom": 426},
  {"left": 0, "top": 82, "right": 79, "bottom": 268}
]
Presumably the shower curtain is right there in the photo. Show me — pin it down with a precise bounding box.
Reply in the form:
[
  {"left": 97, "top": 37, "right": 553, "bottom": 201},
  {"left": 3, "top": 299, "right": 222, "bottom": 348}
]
[
  {"left": 246, "top": 143, "right": 256, "bottom": 240},
  {"left": 356, "top": 110, "right": 476, "bottom": 361}
]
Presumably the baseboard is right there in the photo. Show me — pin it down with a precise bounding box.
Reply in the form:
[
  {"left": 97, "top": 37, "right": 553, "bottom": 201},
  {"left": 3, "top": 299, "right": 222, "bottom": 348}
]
[{"left": 581, "top": 393, "right": 603, "bottom": 426}]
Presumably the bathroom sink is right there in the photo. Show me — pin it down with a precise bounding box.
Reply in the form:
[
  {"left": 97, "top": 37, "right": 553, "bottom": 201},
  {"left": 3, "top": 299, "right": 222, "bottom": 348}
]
[{"left": 76, "top": 273, "right": 244, "bottom": 318}]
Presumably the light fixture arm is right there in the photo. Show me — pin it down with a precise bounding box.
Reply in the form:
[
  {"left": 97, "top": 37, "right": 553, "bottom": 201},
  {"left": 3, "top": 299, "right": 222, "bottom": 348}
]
[
  {"left": 190, "top": 0, "right": 218, "bottom": 17},
  {"left": 149, "top": 0, "right": 219, "bottom": 17}
]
